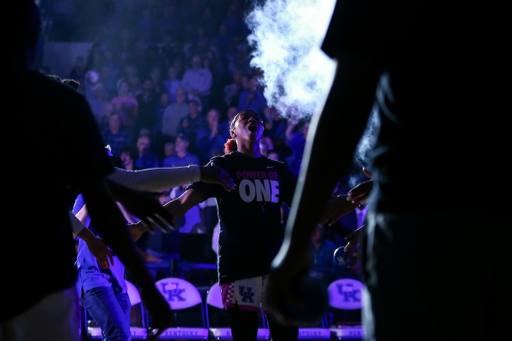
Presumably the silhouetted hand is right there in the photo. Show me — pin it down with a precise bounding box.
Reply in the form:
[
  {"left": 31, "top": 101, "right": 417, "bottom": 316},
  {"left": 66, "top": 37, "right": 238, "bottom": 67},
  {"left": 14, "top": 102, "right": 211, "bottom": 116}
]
[
  {"left": 106, "top": 179, "right": 176, "bottom": 233},
  {"left": 320, "top": 195, "right": 359, "bottom": 226},
  {"left": 347, "top": 168, "right": 374, "bottom": 204},
  {"left": 199, "top": 164, "right": 236, "bottom": 192}
]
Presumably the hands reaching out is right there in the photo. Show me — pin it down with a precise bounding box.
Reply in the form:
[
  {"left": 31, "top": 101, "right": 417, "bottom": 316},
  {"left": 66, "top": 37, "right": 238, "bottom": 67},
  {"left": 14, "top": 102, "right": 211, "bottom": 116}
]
[
  {"left": 106, "top": 179, "right": 176, "bottom": 233},
  {"left": 199, "top": 164, "right": 236, "bottom": 192}
]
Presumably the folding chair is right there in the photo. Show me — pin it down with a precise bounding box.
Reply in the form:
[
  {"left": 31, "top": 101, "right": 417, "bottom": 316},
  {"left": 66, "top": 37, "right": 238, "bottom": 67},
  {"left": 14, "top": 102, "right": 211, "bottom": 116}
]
[
  {"left": 152, "top": 277, "right": 209, "bottom": 340},
  {"left": 327, "top": 278, "right": 365, "bottom": 340},
  {"left": 205, "top": 282, "right": 270, "bottom": 340}
]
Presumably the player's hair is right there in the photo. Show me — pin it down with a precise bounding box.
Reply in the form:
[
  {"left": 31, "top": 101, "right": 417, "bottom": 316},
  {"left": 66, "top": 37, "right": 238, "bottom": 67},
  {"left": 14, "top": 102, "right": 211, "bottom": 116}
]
[{"left": 224, "top": 139, "right": 237, "bottom": 154}]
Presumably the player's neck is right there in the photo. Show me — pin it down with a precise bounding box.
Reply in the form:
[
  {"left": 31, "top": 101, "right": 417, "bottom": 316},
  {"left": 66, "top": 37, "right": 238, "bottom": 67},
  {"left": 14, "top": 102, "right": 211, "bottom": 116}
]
[{"left": 237, "top": 141, "right": 261, "bottom": 158}]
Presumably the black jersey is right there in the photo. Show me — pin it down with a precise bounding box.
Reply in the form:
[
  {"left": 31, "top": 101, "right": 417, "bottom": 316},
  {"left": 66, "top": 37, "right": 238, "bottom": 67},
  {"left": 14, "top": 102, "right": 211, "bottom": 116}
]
[{"left": 188, "top": 151, "right": 297, "bottom": 284}]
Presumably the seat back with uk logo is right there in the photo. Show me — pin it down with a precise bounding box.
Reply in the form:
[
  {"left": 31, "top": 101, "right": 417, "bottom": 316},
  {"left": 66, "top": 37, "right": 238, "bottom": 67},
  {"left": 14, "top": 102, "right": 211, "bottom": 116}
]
[
  {"left": 328, "top": 278, "right": 365, "bottom": 310},
  {"left": 155, "top": 277, "right": 203, "bottom": 310}
]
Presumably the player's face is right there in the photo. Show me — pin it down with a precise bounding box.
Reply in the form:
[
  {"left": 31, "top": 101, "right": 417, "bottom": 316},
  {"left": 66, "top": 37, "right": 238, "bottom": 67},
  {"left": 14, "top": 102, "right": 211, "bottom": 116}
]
[{"left": 232, "top": 111, "right": 263, "bottom": 142}]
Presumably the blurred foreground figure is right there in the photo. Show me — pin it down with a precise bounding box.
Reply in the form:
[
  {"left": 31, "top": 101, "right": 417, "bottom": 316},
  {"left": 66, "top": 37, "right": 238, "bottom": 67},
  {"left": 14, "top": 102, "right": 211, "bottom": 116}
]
[
  {"left": 267, "top": 1, "right": 510, "bottom": 340},
  {"left": 1, "top": 1, "right": 175, "bottom": 340}
]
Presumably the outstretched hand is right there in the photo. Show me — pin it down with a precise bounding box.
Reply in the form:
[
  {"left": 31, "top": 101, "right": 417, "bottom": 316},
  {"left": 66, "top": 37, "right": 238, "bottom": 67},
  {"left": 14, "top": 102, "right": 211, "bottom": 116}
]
[
  {"left": 347, "top": 168, "right": 374, "bottom": 205},
  {"left": 320, "top": 195, "right": 359, "bottom": 226},
  {"left": 199, "top": 164, "right": 236, "bottom": 192},
  {"left": 106, "top": 179, "right": 175, "bottom": 233}
]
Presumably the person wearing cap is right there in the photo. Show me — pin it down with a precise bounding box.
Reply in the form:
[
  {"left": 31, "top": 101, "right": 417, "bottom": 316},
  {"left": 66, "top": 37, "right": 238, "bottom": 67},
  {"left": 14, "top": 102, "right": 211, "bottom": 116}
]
[{"left": 161, "top": 134, "right": 200, "bottom": 168}]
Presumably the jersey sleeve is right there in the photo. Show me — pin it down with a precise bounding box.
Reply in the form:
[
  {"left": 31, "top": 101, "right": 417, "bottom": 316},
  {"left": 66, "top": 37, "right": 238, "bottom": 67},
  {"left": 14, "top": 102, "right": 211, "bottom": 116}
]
[{"left": 186, "top": 159, "right": 225, "bottom": 199}]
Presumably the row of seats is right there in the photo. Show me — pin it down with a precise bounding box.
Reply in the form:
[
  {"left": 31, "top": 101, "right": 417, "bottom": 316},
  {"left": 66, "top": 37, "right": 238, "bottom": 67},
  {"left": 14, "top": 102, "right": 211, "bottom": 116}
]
[{"left": 80, "top": 277, "right": 365, "bottom": 340}]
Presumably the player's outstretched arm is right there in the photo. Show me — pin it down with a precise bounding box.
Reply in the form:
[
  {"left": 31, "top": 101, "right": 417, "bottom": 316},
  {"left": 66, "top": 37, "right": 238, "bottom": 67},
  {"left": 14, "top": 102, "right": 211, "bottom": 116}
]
[{"left": 108, "top": 165, "right": 235, "bottom": 193}]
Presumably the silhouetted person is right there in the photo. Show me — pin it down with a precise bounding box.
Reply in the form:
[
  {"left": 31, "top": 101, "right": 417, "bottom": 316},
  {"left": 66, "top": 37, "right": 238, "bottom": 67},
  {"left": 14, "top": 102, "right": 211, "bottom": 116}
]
[
  {"left": 2, "top": 2, "right": 174, "bottom": 339},
  {"left": 267, "top": 1, "right": 510, "bottom": 341}
]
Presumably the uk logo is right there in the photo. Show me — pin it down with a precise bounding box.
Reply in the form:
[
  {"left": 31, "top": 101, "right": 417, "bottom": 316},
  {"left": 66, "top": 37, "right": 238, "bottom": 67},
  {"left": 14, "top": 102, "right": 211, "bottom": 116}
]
[
  {"left": 238, "top": 286, "right": 255, "bottom": 303},
  {"left": 160, "top": 282, "right": 186, "bottom": 302},
  {"left": 328, "top": 278, "right": 364, "bottom": 310},
  {"left": 337, "top": 283, "right": 361, "bottom": 303}
]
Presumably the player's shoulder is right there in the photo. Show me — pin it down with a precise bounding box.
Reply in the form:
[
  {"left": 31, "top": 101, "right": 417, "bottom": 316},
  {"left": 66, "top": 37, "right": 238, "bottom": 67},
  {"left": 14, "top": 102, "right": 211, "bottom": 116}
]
[
  {"left": 207, "top": 153, "right": 230, "bottom": 167},
  {"left": 209, "top": 151, "right": 240, "bottom": 164},
  {"left": 261, "top": 156, "right": 289, "bottom": 172},
  {"left": 262, "top": 156, "right": 285, "bottom": 167}
]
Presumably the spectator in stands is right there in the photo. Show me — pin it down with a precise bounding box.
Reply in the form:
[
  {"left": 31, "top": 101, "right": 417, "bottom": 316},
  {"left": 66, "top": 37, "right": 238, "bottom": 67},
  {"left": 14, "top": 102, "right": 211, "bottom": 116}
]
[
  {"left": 135, "top": 79, "right": 158, "bottom": 134},
  {"left": 88, "top": 84, "right": 109, "bottom": 129},
  {"left": 219, "top": 106, "right": 238, "bottom": 140},
  {"left": 181, "top": 54, "right": 212, "bottom": 112},
  {"left": 111, "top": 80, "right": 138, "bottom": 137},
  {"left": 149, "top": 66, "right": 165, "bottom": 95},
  {"left": 309, "top": 225, "right": 338, "bottom": 284},
  {"left": 263, "top": 106, "right": 287, "bottom": 146},
  {"left": 128, "top": 76, "right": 143, "bottom": 97},
  {"left": 117, "top": 64, "right": 138, "bottom": 91},
  {"left": 176, "top": 99, "right": 207, "bottom": 155},
  {"left": 200, "top": 7, "right": 216, "bottom": 37},
  {"left": 68, "top": 56, "right": 86, "bottom": 91},
  {"left": 223, "top": 69, "right": 244, "bottom": 108},
  {"left": 120, "top": 146, "right": 140, "bottom": 171},
  {"left": 203, "top": 49, "right": 223, "bottom": 88},
  {"left": 227, "top": 50, "right": 251, "bottom": 79},
  {"left": 162, "top": 87, "right": 189, "bottom": 142},
  {"left": 237, "top": 76, "right": 266, "bottom": 115},
  {"left": 161, "top": 134, "right": 200, "bottom": 168},
  {"left": 214, "top": 24, "right": 232, "bottom": 56},
  {"left": 171, "top": 56, "right": 185, "bottom": 80},
  {"left": 135, "top": 135, "right": 158, "bottom": 169},
  {"left": 98, "top": 64, "right": 118, "bottom": 100},
  {"left": 222, "top": 4, "right": 243, "bottom": 36},
  {"left": 102, "top": 50, "right": 121, "bottom": 78},
  {"left": 154, "top": 91, "right": 171, "bottom": 150},
  {"left": 138, "top": 8, "right": 157, "bottom": 40},
  {"left": 85, "top": 42, "right": 103, "bottom": 72},
  {"left": 163, "top": 66, "right": 182, "bottom": 103},
  {"left": 285, "top": 119, "right": 309, "bottom": 178},
  {"left": 159, "top": 142, "right": 175, "bottom": 167},
  {"left": 102, "top": 112, "right": 132, "bottom": 157},
  {"left": 159, "top": 5, "right": 182, "bottom": 41},
  {"left": 259, "top": 136, "right": 274, "bottom": 158},
  {"left": 196, "top": 108, "right": 226, "bottom": 164}
]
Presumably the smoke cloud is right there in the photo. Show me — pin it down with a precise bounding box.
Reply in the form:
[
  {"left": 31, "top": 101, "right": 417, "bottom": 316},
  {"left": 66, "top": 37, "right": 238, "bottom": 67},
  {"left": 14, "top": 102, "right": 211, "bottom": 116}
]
[{"left": 245, "top": 0, "right": 337, "bottom": 120}]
